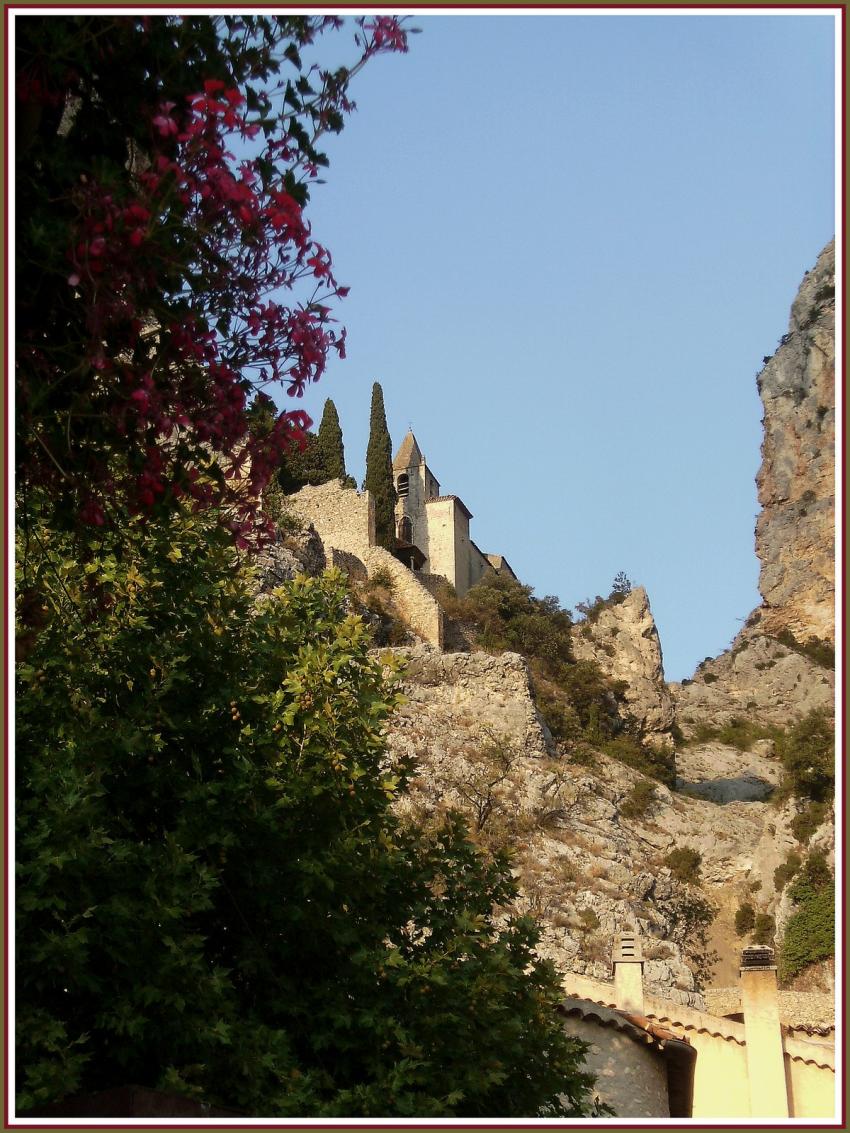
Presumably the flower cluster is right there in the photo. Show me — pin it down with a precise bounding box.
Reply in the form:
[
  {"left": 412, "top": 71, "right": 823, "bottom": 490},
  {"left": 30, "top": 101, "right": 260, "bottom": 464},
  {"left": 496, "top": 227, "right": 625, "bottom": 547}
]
[{"left": 17, "top": 15, "right": 408, "bottom": 547}]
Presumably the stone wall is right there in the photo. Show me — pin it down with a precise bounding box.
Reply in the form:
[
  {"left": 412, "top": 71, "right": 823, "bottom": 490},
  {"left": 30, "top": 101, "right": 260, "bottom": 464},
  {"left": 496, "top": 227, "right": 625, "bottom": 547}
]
[
  {"left": 287, "top": 480, "right": 443, "bottom": 647},
  {"left": 329, "top": 548, "right": 368, "bottom": 582},
  {"left": 360, "top": 548, "right": 444, "bottom": 648},
  {"left": 559, "top": 1011, "right": 671, "bottom": 1118},
  {"left": 467, "top": 540, "right": 494, "bottom": 593},
  {"left": 413, "top": 571, "right": 450, "bottom": 598},
  {"left": 423, "top": 497, "right": 462, "bottom": 593},
  {"left": 390, "top": 646, "right": 549, "bottom": 755},
  {"left": 287, "top": 481, "right": 375, "bottom": 554}
]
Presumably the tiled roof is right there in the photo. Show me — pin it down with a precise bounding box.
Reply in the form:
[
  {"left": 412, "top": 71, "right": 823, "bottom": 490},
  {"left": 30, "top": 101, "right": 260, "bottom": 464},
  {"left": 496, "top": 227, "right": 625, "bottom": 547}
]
[
  {"left": 558, "top": 998, "right": 691, "bottom": 1051},
  {"left": 425, "top": 494, "right": 473, "bottom": 519},
  {"left": 561, "top": 976, "right": 834, "bottom": 1068}
]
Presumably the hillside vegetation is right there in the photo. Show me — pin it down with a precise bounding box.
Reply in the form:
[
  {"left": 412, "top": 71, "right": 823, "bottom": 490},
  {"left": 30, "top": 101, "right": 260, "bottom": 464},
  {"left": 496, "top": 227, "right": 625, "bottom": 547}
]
[{"left": 436, "top": 573, "right": 675, "bottom": 784}]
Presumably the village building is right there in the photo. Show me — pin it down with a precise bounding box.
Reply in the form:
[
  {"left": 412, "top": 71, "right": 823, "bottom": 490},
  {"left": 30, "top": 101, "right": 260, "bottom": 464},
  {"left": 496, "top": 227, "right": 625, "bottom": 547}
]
[
  {"left": 391, "top": 430, "right": 516, "bottom": 596},
  {"left": 560, "top": 932, "right": 836, "bottom": 1119}
]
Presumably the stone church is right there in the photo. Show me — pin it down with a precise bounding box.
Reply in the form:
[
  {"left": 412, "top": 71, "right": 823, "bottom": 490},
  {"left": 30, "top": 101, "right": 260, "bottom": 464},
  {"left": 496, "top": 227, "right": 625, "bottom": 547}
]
[{"left": 391, "top": 430, "right": 516, "bottom": 597}]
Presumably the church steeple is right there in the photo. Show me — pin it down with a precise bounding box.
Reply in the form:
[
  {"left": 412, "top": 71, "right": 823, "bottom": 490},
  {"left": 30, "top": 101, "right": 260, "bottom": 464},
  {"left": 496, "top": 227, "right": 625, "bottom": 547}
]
[{"left": 392, "top": 430, "right": 423, "bottom": 472}]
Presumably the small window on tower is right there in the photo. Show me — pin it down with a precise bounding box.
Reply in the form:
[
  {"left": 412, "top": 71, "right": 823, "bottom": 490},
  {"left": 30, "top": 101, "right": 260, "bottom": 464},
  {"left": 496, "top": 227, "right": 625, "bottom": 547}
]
[
  {"left": 398, "top": 517, "right": 413, "bottom": 544},
  {"left": 397, "top": 473, "right": 409, "bottom": 498}
]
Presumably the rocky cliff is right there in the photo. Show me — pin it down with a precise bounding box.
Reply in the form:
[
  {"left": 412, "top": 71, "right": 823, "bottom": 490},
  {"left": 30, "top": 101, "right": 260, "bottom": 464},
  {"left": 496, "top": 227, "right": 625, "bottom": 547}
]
[
  {"left": 755, "top": 239, "right": 835, "bottom": 647},
  {"left": 672, "top": 242, "right": 836, "bottom": 736},
  {"left": 571, "top": 586, "right": 674, "bottom": 744}
]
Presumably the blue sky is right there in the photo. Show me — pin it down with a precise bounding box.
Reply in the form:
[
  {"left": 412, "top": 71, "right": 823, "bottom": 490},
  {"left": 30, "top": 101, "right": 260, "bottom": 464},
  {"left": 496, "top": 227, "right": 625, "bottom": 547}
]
[{"left": 273, "top": 13, "right": 835, "bottom": 681}]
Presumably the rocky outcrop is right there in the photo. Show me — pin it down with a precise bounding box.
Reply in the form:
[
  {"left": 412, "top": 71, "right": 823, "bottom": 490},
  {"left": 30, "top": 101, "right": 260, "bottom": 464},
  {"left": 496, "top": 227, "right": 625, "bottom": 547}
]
[
  {"left": 392, "top": 646, "right": 549, "bottom": 756},
  {"left": 256, "top": 525, "right": 326, "bottom": 590},
  {"left": 672, "top": 243, "right": 835, "bottom": 735},
  {"left": 755, "top": 239, "right": 835, "bottom": 646},
  {"left": 571, "top": 587, "right": 674, "bottom": 741},
  {"left": 671, "top": 629, "right": 834, "bottom": 737}
]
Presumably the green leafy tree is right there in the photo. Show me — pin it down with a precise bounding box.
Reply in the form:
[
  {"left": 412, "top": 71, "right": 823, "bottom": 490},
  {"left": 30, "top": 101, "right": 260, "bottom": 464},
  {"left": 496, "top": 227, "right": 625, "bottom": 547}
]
[
  {"left": 273, "top": 398, "right": 355, "bottom": 493},
  {"left": 780, "top": 890, "right": 834, "bottom": 982},
  {"left": 16, "top": 507, "right": 597, "bottom": 1117},
  {"left": 363, "top": 382, "right": 396, "bottom": 549}
]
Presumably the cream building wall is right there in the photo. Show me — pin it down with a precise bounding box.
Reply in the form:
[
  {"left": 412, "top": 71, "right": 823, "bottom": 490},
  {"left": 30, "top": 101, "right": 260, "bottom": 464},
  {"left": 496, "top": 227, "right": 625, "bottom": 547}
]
[
  {"left": 393, "top": 431, "right": 512, "bottom": 598},
  {"left": 561, "top": 971, "right": 835, "bottom": 1119}
]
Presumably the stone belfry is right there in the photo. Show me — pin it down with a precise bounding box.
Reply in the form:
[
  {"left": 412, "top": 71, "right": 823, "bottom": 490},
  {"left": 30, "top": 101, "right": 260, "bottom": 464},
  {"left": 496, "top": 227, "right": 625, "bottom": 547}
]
[{"left": 392, "top": 430, "right": 439, "bottom": 564}]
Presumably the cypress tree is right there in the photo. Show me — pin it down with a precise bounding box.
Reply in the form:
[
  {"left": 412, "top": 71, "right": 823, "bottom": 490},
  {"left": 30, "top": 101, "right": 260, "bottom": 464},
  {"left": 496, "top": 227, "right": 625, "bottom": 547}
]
[
  {"left": 315, "top": 399, "right": 347, "bottom": 482},
  {"left": 364, "top": 382, "right": 396, "bottom": 550}
]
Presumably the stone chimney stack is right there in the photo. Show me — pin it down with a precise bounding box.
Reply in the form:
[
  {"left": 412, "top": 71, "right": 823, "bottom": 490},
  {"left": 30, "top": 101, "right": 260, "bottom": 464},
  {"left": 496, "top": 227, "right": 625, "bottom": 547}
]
[
  {"left": 740, "top": 946, "right": 788, "bottom": 1117},
  {"left": 613, "top": 927, "right": 644, "bottom": 1013}
]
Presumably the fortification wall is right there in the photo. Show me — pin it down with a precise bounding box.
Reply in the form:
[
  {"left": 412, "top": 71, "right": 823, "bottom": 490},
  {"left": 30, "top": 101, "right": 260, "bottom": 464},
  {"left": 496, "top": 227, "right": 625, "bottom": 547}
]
[
  {"left": 287, "top": 482, "right": 446, "bottom": 647},
  {"left": 287, "top": 481, "right": 375, "bottom": 553},
  {"left": 424, "top": 498, "right": 458, "bottom": 586},
  {"left": 360, "top": 547, "right": 444, "bottom": 649}
]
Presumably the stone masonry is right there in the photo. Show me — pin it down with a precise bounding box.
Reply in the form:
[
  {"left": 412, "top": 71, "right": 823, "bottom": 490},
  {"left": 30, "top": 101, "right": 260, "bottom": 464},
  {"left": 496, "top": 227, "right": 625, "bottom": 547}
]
[{"left": 287, "top": 480, "right": 445, "bottom": 648}]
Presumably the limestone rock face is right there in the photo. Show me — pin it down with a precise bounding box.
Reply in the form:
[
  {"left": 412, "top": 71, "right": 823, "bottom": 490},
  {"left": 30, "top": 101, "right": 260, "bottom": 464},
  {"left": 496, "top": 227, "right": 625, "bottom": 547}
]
[
  {"left": 671, "top": 243, "right": 835, "bottom": 735},
  {"left": 393, "top": 646, "right": 551, "bottom": 756},
  {"left": 755, "top": 239, "right": 835, "bottom": 646},
  {"left": 571, "top": 587, "right": 674, "bottom": 739},
  {"left": 384, "top": 646, "right": 800, "bottom": 1006},
  {"left": 255, "top": 525, "right": 326, "bottom": 590},
  {"left": 671, "top": 629, "right": 834, "bottom": 736}
]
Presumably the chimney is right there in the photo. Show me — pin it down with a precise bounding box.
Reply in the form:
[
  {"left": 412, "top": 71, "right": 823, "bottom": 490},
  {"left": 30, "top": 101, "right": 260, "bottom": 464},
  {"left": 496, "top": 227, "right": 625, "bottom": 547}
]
[
  {"left": 613, "top": 927, "right": 644, "bottom": 1013},
  {"left": 740, "top": 946, "right": 788, "bottom": 1117}
]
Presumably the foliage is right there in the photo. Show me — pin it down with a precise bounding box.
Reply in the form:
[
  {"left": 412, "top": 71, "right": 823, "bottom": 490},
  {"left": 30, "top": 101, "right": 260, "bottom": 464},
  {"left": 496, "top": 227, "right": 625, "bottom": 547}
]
[
  {"left": 790, "top": 801, "right": 829, "bottom": 845},
  {"left": 663, "top": 847, "right": 702, "bottom": 884},
  {"left": 367, "top": 565, "right": 396, "bottom": 592},
  {"left": 577, "top": 909, "right": 600, "bottom": 932},
  {"left": 363, "top": 382, "right": 396, "bottom": 550},
  {"left": 660, "top": 893, "right": 717, "bottom": 992},
  {"left": 734, "top": 903, "right": 755, "bottom": 937},
  {"left": 780, "top": 890, "right": 835, "bottom": 982},
  {"left": 752, "top": 913, "right": 776, "bottom": 947},
  {"left": 16, "top": 509, "right": 597, "bottom": 1117},
  {"left": 602, "top": 733, "right": 675, "bottom": 787},
  {"left": 437, "top": 574, "right": 626, "bottom": 750},
  {"left": 787, "top": 853, "right": 832, "bottom": 905},
  {"left": 686, "top": 716, "right": 779, "bottom": 752},
  {"left": 16, "top": 14, "right": 407, "bottom": 545},
  {"left": 772, "top": 630, "right": 834, "bottom": 670},
  {"left": 274, "top": 399, "right": 353, "bottom": 493},
  {"left": 773, "top": 852, "right": 802, "bottom": 892},
  {"left": 574, "top": 571, "right": 633, "bottom": 623},
  {"left": 776, "top": 709, "right": 834, "bottom": 805},
  {"left": 779, "top": 853, "right": 834, "bottom": 982},
  {"left": 609, "top": 571, "right": 632, "bottom": 599},
  {"left": 314, "top": 398, "right": 351, "bottom": 484},
  {"left": 619, "top": 779, "right": 657, "bottom": 821}
]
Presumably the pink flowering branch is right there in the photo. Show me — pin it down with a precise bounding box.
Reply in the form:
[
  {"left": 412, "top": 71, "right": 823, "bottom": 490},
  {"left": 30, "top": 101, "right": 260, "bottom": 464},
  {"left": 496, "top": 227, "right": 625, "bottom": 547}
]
[{"left": 17, "top": 14, "right": 410, "bottom": 548}]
